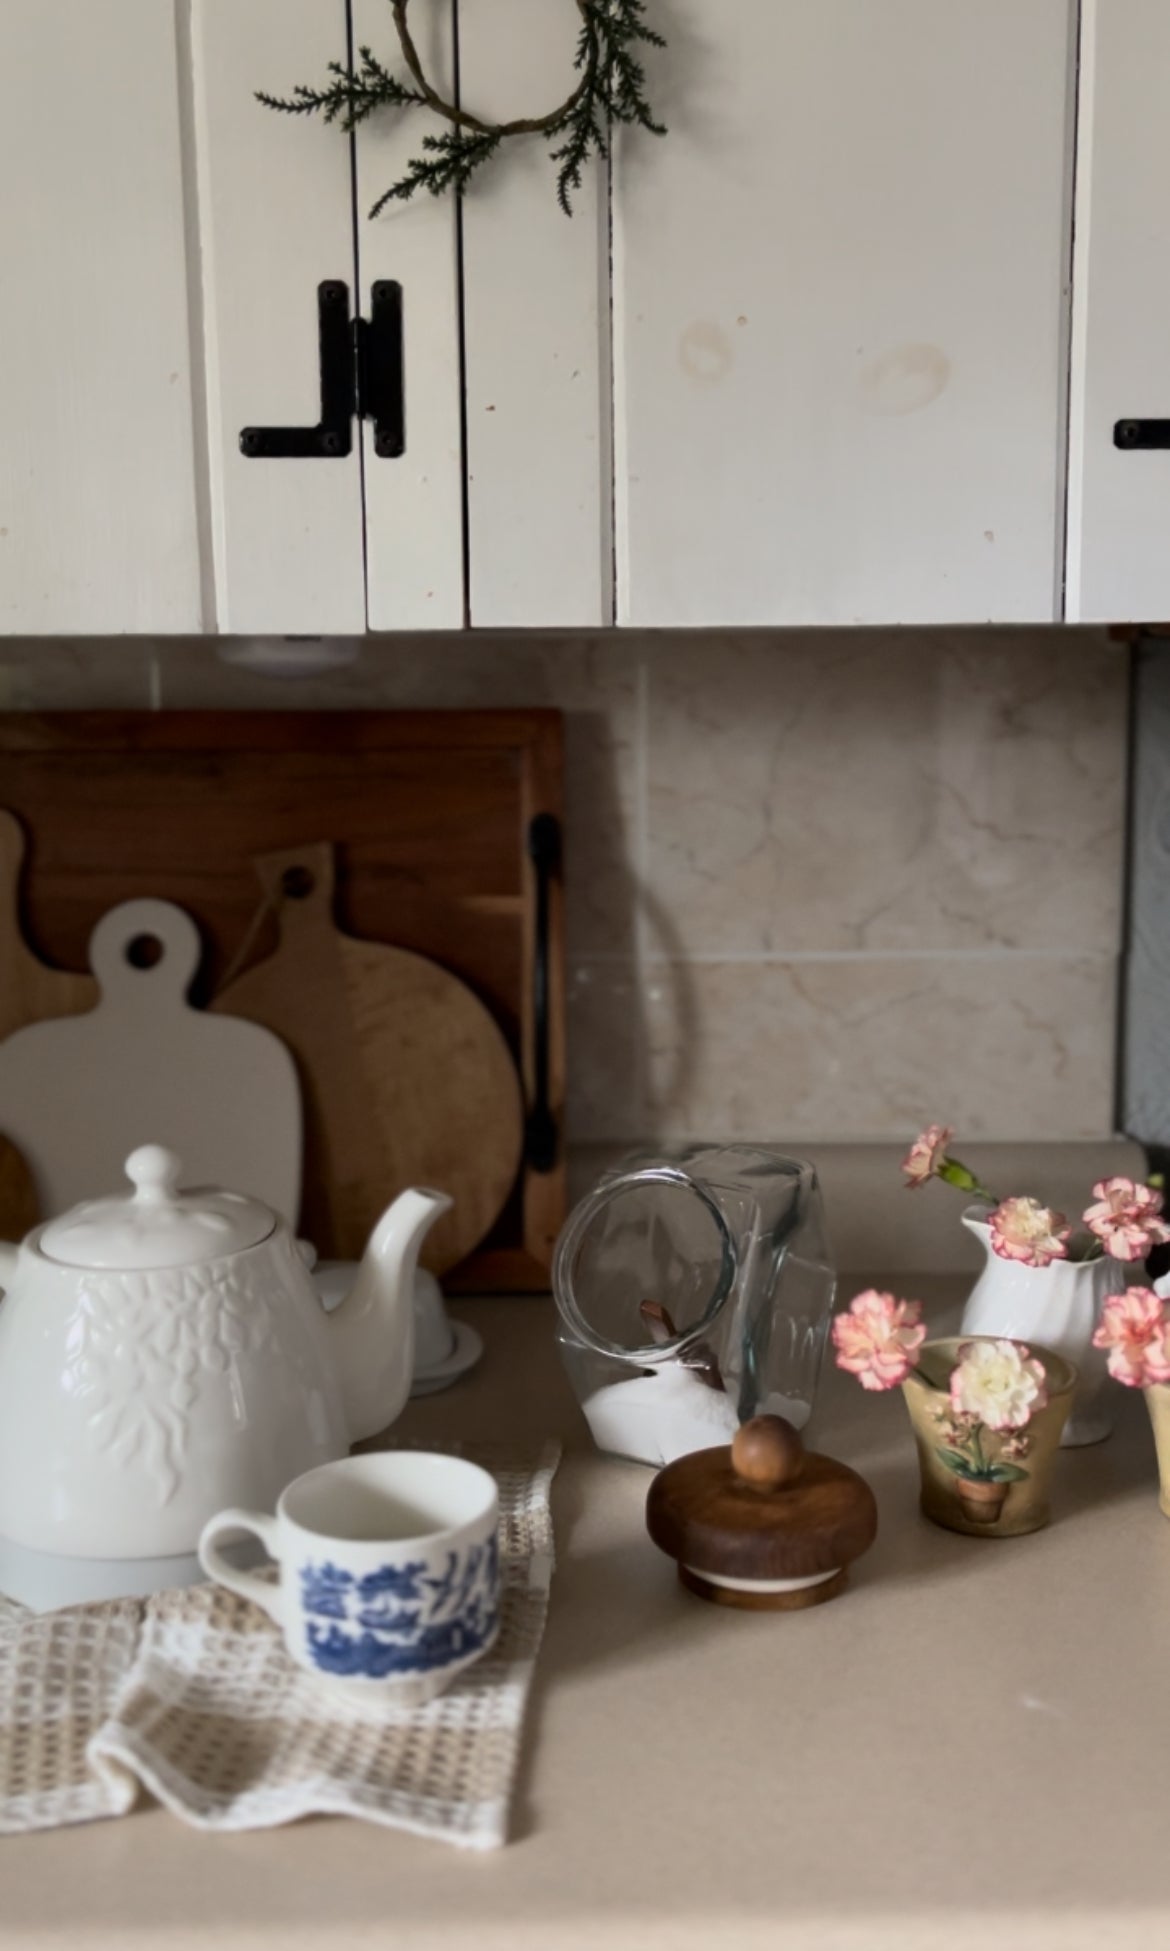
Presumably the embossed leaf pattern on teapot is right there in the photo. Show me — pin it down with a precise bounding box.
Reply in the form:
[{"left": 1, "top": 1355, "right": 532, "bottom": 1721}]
[
  {"left": 65, "top": 1261, "right": 277, "bottom": 1504},
  {"left": 0, "top": 1147, "right": 452, "bottom": 1563}
]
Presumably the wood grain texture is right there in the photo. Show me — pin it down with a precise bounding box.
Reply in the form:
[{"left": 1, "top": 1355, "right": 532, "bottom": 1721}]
[
  {"left": 1123, "top": 643, "right": 1170, "bottom": 1145},
  {"left": 645, "top": 1433, "right": 878, "bottom": 1584},
  {"left": 0, "top": 898, "right": 301, "bottom": 1219},
  {"left": 0, "top": 712, "right": 565, "bottom": 1287},
  {"left": 213, "top": 843, "right": 523, "bottom": 1272},
  {"left": 0, "top": 1136, "right": 37, "bottom": 1243},
  {"left": 612, "top": 0, "right": 1074, "bottom": 626},
  {"left": 0, "top": 1, "right": 202, "bottom": 631},
  {"left": 1066, "top": 0, "right": 1170, "bottom": 621},
  {"left": 0, "top": 810, "right": 97, "bottom": 1038}
]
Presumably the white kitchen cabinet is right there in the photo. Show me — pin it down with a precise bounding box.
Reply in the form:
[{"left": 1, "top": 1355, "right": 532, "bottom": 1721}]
[
  {"left": 457, "top": 0, "right": 611, "bottom": 630},
  {"left": 193, "top": 0, "right": 366, "bottom": 635},
  {"left": 196, "top": 0, "right": 464, "bottom": 634},
  {"left": 1066, "top": 0, "right": 1170, "bottom": 624},
  {"left": 10, "top": 0, "right": 1165, "bottom": 637},
  {"left": 610, "top": 0, "right": 1076, "bottom": 628},
  {"left": 0, "top": 2, "right": 204, "bottom": 634},
  {"left": 0, "top": 0, "right": 466, "bottom": 638},
  {"left": 352, "top": 0, "right": 464, "bottom": 632}
]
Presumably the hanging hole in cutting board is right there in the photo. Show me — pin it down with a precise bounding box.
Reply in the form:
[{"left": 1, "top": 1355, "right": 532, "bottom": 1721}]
[
  {"left": 88, "top": 899, "right": 203, "bottom": 1000},
  {"left": 281, "top": 867, "right": 315, "bottom": 901},
  {"left": 124, "top": 933, "right": 164, "bottom": 970}
]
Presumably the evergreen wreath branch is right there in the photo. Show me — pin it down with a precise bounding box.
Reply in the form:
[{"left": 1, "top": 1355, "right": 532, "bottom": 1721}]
[{"left": 258, "top": 0, "right": 666, "bottom": 217}]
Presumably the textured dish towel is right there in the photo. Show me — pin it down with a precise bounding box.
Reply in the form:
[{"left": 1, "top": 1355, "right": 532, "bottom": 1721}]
[{"left": 0, "top": 1444, "right": 558, "bottom": 1849}]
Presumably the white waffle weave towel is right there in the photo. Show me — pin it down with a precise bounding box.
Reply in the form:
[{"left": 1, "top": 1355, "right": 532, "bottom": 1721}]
[{"left": 0, "top": 1444, "right": 558, "bottom": 1850}]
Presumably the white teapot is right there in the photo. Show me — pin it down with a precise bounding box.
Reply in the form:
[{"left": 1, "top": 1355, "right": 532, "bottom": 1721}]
[{"left": 0, "top": 1146, "right": 450, "bottom": 1606}]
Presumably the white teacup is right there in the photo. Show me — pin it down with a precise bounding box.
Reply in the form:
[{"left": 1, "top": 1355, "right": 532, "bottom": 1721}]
[{"left": 198, "top": 1453, "right": 500, "bottom": 1708}]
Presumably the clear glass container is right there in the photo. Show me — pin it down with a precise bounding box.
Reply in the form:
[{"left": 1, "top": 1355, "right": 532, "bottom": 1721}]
[{"left": 553, "top": 1145, "right": 836, "bottom": 1466}]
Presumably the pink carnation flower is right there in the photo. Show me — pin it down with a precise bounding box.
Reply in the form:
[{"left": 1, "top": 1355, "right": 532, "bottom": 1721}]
[
  {"left": 901, "top": 1124, "right": 952, "bottom": 1189},
  {"left": 831, "top": 1289, "right": 926, "bottom": 1392},
  {"left": 1091, "top": 1287, "right": 1168, "bottom": 1387},
  {"left": 1083, "top": 1177, "right": 1170, "bottom": 1263},
  {"left": 988, "top": 1196, "right": 1070, "bottom": 1268}
]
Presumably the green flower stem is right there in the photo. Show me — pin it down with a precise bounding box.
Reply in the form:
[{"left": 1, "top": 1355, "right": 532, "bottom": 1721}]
[{"left": 968, "top": 1422, "right": 988, "bottom": 1477}]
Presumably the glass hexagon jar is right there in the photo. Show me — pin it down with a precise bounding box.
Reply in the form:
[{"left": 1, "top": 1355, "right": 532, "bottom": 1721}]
[{"left": 553, "top": 1146, "right": 836, "bottom": 1467}]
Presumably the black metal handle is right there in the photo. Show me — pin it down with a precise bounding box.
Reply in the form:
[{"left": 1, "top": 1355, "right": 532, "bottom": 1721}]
[
  {"left": 525, "top": 813, "right": 561, "bottom": 1173},
  {"left": 1115, "top": 419, "right": 1170, "bottom": 451},
  {"left": 240, "top": 281, "right": 354, "bottom": 459},
  {"left": 366, "top": 281, "right": 406, "bottom": 459}
]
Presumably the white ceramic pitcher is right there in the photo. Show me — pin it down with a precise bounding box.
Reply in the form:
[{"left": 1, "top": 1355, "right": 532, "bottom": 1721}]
[{"left": 959, "top": 1209, "right": 1122, "bottom": 1446}]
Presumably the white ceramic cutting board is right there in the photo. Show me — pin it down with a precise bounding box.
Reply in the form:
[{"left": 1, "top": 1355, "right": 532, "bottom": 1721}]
[{"left": 0, "top": 898, "right": 301, "bottom": 1220}]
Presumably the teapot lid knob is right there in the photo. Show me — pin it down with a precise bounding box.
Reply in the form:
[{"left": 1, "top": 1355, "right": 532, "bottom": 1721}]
[{"left": 125, "top": 1145, "right": 183, "bottom": 1206}]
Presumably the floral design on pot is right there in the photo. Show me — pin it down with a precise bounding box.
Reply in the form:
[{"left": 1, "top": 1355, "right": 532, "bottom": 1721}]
[
  {"left": 925, "top": 1340, "right": 1047, "bottom": 1526},
  {"left": 898, "top": 1125, "right": 1170, "bottom": 1448},
  {"left": 1092, "top": 1286, "right": 1170, "bottom": 1518},
  {"left": 831, "top": 1292, "right": 1076, "bottom": 1538}
]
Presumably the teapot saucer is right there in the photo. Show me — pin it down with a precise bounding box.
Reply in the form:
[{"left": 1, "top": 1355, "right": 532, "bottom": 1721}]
[{"left": 410, "top": 1320, "right": 484, "bottom": 1397}]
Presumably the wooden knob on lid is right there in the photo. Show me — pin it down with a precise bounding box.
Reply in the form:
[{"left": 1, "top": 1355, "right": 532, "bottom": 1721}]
[{"left": 731, "top": 1415, "right": 805, "bottom": 1491}]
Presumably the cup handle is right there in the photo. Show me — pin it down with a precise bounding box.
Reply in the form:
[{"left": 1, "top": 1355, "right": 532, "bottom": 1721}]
[{"left": 198, "top": 1508, "right": 284, "bottom": 1625}]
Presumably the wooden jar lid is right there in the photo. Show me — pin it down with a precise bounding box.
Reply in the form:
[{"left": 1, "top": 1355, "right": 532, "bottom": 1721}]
[{"left": 645, "top": 1415, "right": 878, "bottom": 1611}]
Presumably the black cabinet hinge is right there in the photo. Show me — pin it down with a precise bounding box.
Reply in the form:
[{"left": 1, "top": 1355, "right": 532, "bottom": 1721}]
[{"left": 240, "top": 280, "right": 404, "bottom": 461}]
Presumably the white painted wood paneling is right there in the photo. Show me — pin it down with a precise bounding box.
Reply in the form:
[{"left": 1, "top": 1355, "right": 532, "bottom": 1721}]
[
  {"left": 193, "top": 0, "right": 365, "bottom": 635},
  {"left": 458, "top": 0, "right": 611, "bottom": 628},
  {"left": 353, "top": 0, "right": 464, "bottom": 631},
  {"left": 612, "top": 0, "right": 1074, "bottom": 628},
  {"left": 0, "top": 2, "right": 202, "bottom": 634},
  {"left": 1067, "top": 0, "right": 1170, "bottom": 623}
]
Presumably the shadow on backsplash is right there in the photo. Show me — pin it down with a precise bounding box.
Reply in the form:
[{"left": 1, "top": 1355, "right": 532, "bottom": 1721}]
[{"left": 0, "top": 625, "right": 1130, "bottom": 1149}]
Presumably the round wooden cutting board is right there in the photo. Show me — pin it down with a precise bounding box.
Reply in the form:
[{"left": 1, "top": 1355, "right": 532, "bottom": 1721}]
[{"left": 212, "top": 843, "right": 524, "bottom": 1274}]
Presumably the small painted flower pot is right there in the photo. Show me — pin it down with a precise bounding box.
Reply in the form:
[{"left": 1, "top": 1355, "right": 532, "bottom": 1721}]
[
  {"left": 901, "top": 1337, "right": 1077, "bottom": 1539},
  {"left": 1143, "top": 1385, "right": 1170, "bottom": 1519}
]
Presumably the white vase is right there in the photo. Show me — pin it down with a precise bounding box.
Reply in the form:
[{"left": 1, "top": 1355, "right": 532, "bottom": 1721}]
[{"left": 958, "top": 1211, "right": 1123, "bottom": 1446}]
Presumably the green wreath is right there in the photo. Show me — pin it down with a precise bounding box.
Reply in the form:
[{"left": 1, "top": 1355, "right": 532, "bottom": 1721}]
[{"left": 258, "top": 0, "right": 666, "bottom": 217}]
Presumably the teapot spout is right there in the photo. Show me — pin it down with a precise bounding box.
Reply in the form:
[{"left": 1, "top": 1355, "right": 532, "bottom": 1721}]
[{"left": 329, "top": 1189, "right": 453, "bottom": 1443}]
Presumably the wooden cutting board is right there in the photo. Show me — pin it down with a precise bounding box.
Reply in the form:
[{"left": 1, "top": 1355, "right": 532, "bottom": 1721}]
[
  {"left": 0, "top": 808, "right": 97, "bottom": 1037},
  {"left": 212, "top": 843, "right": 524, "bottom": 1274},
  {"left": 0, "top": 710, "right": 564, "bottom": 1288},
  {"left": 0, "top": 1136, "right": 37, "bottom": 1242},
  {"left": 0, "top": 897, "right": 301, "bottom": 1218}
]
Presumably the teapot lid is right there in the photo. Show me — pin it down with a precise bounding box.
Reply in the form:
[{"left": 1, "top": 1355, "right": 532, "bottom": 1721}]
[{"left": 39, "top": 1146, "right": 275, "bottom": 1270}]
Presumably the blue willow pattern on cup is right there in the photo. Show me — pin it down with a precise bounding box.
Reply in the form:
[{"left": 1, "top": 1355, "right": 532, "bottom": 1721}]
[{"left": 299, "top": 1536, "right": 499, "bottom": 1678}]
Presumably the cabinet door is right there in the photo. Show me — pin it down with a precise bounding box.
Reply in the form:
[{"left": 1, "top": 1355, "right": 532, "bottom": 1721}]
[
  {"left": 193, "top": 0, "right": 366, "bottom": 635},
  {"left": 1066, "top": 0, "right": 1170, "bottom": 623},
  {"left": 612, "top": 0, "right": 1075, "bottom": 628},
  {"left": 353, "top": 0, "right": 464, "bottom": 631},
  {"left": 0, "top": 2, "right": 202, "bottom": 634},
  {"left": 458, "top": 0, "right": 611, "bottom": 628}
]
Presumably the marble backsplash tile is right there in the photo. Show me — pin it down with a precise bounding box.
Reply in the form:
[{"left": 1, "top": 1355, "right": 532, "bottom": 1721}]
[
  {"left": 644, "top": 629, "right": 1127, "bottom": 957},
  {"left": 0, "top": 627, "right": 1130, "bottom": 1145}
]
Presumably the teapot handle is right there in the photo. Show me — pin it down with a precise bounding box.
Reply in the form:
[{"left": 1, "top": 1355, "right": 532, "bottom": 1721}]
[{"left": 198, "top": 1509, "right": 284, "bottom": 1626}]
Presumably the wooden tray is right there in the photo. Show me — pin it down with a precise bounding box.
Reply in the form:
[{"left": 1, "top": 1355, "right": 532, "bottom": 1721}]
[{"left": 0, "top": 712, "right": 565, "bottom": 1292}]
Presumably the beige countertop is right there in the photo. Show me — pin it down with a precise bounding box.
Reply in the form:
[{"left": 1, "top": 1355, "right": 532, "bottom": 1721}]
[{"left": 4, "top": 1279, "right": 1169, "bottom": 1951}]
